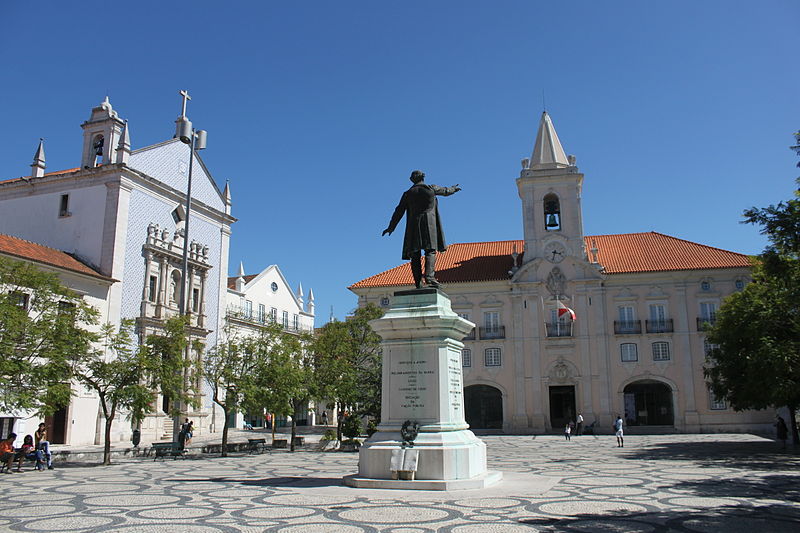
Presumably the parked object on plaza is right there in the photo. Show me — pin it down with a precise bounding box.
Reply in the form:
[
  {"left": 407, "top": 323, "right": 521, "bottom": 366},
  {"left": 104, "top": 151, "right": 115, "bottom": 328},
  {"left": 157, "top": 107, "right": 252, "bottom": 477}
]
[{"left": 382, "top": 171, "right": 461, "bottom": 289}]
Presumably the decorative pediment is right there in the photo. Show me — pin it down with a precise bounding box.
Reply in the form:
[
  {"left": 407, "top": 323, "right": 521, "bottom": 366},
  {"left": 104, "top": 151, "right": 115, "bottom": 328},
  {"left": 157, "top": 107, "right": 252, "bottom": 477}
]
[
  {"left": 480, "top": 294, "right": 502, "bottom": 308},
  {"left": 614, "top": 287, "right": 636, "bottom": 301},
  {"left": 647, "top": 285, "right": 668, "bottom": 299}
]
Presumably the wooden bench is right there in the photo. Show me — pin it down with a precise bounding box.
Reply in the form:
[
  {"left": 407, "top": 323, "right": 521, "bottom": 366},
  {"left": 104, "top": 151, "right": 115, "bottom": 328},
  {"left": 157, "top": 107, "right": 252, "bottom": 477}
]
[
  {"left": 292, "top": 436, "right": 305, "bottom": 447},
  {"left": 151, "top": 442, "right": 186, "bottom": 460},
  {"left": 247, "top": 438, "right": 267, "bottom": 454},
  {"left": 272, "top": 439, "right": 288, "bottom": 449}
]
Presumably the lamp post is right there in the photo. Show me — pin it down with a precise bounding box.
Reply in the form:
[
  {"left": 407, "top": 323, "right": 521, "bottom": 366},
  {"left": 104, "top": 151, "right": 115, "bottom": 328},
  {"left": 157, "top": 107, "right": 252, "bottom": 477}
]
[
  {"left": 173, "top": 90, "right": 207, "bottom": 442},
  {"left": 175, "top": 90, "right": 207, "bottom": 316}
]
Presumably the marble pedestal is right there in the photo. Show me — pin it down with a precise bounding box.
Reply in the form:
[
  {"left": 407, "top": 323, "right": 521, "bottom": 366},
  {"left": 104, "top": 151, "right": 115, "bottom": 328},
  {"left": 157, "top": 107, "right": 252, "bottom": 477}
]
[{"left": 343, "top": 289, "right": 502, "bottom": 490}]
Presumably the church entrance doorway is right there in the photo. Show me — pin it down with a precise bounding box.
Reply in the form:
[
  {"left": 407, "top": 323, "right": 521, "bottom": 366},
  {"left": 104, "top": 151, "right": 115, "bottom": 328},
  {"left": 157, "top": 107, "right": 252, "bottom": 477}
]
[
  {"left": 44, "top": 404, "right": 69, "bottom": 444},
  {"left": 623, "top": 380, "right": 674, "bottom": 426},
  {"left": 549, "top": 385, "right": 576, "bottom": 430},
  {"left": 464, "top": 385, "right": 503, "bottom": 429}
]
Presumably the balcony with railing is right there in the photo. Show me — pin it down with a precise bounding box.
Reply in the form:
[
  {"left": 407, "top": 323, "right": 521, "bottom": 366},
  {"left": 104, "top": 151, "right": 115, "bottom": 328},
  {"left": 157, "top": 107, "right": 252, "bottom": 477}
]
[
  {"left": 696, "top": 316, "right": 717, "bottom": 331},
  {"left": 226, "top": 306, "right": 312, "bottom": 333},
  {"left": 545, "top": 322, "right": 573, "bottom": 338},
  {"left": 462, "top": 328, "right": 476, "bottom": 341},
  {"left": 614, "top": 320, "right": 642, "bottom": 334},
  {"left": 646, "top": 319, "right": 674, "bottom": 334},
  {"left": 479, "top": 326, "right": 505, "bottom": 340}
]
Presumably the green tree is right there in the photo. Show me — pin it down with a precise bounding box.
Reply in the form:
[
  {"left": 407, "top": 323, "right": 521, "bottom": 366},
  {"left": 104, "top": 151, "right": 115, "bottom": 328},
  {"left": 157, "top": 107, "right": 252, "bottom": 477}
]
[
  {"left": 141, "top": 315, "right": 203, "bottom": 438},
  {"left": 73, "top": 321, "right": 156, "bottom": 465},
  {"left": 204, "top": 323, "right": 284, "bottom": 456},
  {"left": 253, "top": 329, "right": 315, "bottom": 451},
  {"left": 705, "top": 132, "right": 800, "bottom": 444},
  {"left": 313, "top": 304, "right": 383, "bottom": 441},
  {"left": 0, "top": 256, "right": 99, "bottom": 416}
]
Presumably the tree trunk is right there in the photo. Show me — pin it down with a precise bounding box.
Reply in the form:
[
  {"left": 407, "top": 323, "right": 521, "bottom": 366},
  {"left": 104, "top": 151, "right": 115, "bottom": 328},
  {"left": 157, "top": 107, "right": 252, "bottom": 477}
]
[
  {"left": 103, "top": 416, "right": 114, "bottom": 465},
  {"left": 290, "top": 417, "right": 297, "bottom": 452},
  {"left": 221, "top": 408, "right": 229, "bottom": 457},
  {"left": 271, "top": 413, "right": 276, "bottom": 442},
  {"left": 336, "top": 402, "right": 344, "bottom": 442},
  {"left": 789, "top": 404, "right": 799, "bottom": 446}
]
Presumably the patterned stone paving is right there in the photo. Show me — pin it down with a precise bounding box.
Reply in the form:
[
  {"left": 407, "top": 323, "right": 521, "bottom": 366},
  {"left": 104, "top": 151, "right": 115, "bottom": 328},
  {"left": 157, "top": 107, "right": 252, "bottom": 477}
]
[{"left": 0, "top": 434, "right": 798, "bottom": 532}]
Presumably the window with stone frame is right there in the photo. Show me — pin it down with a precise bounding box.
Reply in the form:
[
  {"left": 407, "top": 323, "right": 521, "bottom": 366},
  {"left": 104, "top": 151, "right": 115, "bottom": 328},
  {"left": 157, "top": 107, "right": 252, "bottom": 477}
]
[
  {"left": 484, "top": 347, "right": 501, "bottom": 367},
  {"left": 461, "top": 348, "right": 472, "bottom": 368},
  {"left": 282, "top": 310, "right": 289, "bottom": 327},
  {"left": 620, "top": 343, "right": 638, "bottom": 362},
  {"left": 709, "top": 390, "right": 727, "bottom": 410},
  {"left": 652, "top": 341, "right": 671, "bottom": 361},
  {"left": 258, "top": 304, "right": 265, "bottom": 323}
]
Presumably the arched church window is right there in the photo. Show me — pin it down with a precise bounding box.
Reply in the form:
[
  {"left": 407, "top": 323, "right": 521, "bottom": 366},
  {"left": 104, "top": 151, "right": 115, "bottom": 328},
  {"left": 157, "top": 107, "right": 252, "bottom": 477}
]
[
  {"left": 543, "top": 193, "right": 561, "bottom": 231},
  {"left": 92, "top": 134, "right": 104, "bottom": 167}
]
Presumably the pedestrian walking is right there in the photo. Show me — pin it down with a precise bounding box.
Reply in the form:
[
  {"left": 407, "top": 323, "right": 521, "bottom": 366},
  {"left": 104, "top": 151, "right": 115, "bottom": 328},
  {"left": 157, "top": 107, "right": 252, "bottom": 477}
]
[
  {"left": 776, "top": 416, "right": 789, "bottom": 449},
  {"left": 564, "top": 423, "right": 571, "bottom": 441},
  {"left": 614, "top": 415, "right": 624, "bottom": 447},
  {"left": 576, "top": 413, "right": 584, "bottom": 436}
]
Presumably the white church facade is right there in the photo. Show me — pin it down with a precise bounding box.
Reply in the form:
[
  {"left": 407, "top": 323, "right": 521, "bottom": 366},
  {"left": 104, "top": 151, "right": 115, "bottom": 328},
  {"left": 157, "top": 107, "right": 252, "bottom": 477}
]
[
  {"left": 0, "top": 97, "right": 235, "bottom": 444},
  {"left": 350, "top": 112, "right": 773, "bottom": 434}
]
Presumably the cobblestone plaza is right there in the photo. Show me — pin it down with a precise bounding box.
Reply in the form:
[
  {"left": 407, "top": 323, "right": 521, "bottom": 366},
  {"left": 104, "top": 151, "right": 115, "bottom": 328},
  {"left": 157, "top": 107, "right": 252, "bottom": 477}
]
[{"left": 0, "top": 434, "right": 797, "bottom": 532}]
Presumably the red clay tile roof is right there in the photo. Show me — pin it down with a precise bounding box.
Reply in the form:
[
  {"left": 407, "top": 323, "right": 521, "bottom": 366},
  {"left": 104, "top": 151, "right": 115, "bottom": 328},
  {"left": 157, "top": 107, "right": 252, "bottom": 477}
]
[
  {"left": 0, "top": 168, "right": 81, "bottom": 185},
  {"left": 349, "top": 232, "right": 751, "bottom": 289},
  {"left": 227, "top": 274, "right": 258, "bottom": 290},
  {"left": 0, "top": 234, "right": 110, "bottom": 280}
]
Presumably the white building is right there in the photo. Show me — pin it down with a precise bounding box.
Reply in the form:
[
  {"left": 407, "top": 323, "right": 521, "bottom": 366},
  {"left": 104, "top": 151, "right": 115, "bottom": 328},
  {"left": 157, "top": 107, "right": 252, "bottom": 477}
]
[
  {"left": 223, "top": 263, "right": 316, "bottom": 427},
  {"left": 0, "top": 233, "right": 114, "bottom": 446},
  {"left": 351, "top": 112, "right": 773, "bottom": 435},
  {"left": 0, "top": 97, "right": 235, "bottom": 444}
]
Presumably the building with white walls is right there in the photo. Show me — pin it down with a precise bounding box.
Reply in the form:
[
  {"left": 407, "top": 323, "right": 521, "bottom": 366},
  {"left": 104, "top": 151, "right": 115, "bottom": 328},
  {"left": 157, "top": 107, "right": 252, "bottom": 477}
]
[
  {"left": 224, "top": 263, "right": 315, "bottom": 427},
  {"left": 351, "top": 112, "right": 772, "bottom": 434},
  {"left": 0, "top": 97, "right": 235, "bottom": 444},
  {"left": 0, "top": 234, "right": 114, "bottom": 446}
]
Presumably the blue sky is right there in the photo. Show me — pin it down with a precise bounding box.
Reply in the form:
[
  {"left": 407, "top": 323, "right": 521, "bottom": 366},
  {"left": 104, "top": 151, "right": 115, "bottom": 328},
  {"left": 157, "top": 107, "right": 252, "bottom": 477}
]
[{"left": 1, "top": 1, "right": 798, "bottom": 322}]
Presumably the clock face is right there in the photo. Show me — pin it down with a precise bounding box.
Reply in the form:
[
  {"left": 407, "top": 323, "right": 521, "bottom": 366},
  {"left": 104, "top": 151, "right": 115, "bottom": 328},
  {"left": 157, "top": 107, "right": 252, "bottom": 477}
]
[
  {"left": 545, "top": 242, "right": 567, "bottom": 263},
  {"left": 271, "top": 282, "right": 278, "bottom": 292}
]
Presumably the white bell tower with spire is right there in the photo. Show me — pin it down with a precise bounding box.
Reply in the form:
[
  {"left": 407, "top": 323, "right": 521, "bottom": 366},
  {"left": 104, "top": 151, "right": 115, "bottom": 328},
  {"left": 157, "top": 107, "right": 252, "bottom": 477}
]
[
  {"left": 80, "top": 96, "right": 126, "bottom": 169},
  {"left": 517, "top": 112, "right": 585, "bottom": 264}
]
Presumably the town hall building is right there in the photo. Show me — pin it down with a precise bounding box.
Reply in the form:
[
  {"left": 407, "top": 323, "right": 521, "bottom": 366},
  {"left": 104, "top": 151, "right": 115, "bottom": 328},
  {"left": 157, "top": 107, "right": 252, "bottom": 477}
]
[{"left": 350, "top": 112, "right": 772, "bottom": 434}]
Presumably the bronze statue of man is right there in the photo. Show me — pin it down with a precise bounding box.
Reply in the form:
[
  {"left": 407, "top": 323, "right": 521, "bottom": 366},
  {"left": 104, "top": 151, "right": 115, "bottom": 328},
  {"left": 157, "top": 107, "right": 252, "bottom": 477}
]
[{"left": 382, "top": 170, "right": 461, "bottom": 288}]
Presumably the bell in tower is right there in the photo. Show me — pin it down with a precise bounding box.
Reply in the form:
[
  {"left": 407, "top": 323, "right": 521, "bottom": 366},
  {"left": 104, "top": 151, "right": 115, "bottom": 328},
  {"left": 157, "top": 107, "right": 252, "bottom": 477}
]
[{"left": 544, "top": 194, "right": 561, "bottom": 231}]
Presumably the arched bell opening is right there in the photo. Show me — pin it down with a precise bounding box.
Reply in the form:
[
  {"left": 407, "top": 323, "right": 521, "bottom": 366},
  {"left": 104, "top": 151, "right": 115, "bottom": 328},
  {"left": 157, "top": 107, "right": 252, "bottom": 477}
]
[{"left": 543, "top": 193, "right": 561, "bottom": 231}]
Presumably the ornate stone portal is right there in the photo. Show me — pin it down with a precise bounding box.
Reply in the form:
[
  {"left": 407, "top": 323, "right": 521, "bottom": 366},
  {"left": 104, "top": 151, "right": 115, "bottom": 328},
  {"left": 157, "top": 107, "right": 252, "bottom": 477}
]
[{"left": 343, "top": 289, "right": 502, "bottom": 490}]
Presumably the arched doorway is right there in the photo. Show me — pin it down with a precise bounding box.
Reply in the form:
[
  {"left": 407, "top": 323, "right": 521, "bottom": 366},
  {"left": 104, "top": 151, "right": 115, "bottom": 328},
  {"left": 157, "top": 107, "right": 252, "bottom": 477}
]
[
  {"left": 464, "top": 385, "right": 503, "bottom": 429},
  {"left": 623, "top": 380, "right": 674, "bottom": 426}
]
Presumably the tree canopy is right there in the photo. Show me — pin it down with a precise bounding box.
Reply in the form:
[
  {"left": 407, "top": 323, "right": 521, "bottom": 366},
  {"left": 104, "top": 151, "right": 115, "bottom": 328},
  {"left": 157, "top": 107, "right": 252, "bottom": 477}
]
[
  {"left": 313, "top": 303, "right": 384, "bottom": 438},
  {"left": 705, "top": 132, "right": 800, "bottom": 443},
  {"left": 0, "top": 256, "right": 99, "bottom": 416}
]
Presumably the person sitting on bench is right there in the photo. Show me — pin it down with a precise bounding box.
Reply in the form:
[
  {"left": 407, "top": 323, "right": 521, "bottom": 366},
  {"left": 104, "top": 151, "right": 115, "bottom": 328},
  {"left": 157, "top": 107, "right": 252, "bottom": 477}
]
[
  {"left": 35, "top": 423, "right": 53, "bottom": 470},
  {"left": 0, "top": 433, "right": 16, "bottom": 473},
  {"left": 18, "top": 435, "right": 44, "bottom": 471}
]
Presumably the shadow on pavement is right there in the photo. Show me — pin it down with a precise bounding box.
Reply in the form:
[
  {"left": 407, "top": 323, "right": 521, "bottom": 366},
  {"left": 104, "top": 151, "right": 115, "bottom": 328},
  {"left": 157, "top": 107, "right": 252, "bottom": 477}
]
[
  {"left": 520, "top": 504, "right": 800, "bottom": 532},
  {"left": 172, "top": 476, "right": 342, "bottom": 488},
  {"left": 670, "top": 474, "right": 800, "bottom": 502},
  {"left": 622, "top": 441, "right": 800, "bottom": 469}
]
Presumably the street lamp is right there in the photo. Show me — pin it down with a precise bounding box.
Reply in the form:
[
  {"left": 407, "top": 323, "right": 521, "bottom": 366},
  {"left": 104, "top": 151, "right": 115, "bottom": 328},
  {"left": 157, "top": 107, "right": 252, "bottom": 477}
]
[
  {"left": 172, "top": 90, "right": 207, "bottom": 444},
  {"left": 175, "top": 90, "right": 207, "bottom": 316}
]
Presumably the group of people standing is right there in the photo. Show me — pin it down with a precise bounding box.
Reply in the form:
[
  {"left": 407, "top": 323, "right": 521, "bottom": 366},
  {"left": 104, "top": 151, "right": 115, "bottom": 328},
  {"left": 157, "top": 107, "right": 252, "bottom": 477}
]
[
  {"left": 563, "top": 414, "right": 625, "bottom": 447},
  {"left": 0, "top": 423, "right": 54, "bottom": 473}
]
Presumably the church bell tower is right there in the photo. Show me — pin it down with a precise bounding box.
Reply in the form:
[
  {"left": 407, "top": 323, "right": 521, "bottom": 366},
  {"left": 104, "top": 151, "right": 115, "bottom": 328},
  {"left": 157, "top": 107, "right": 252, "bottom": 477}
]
[
  {"left": 517, "top": 112, "right": 585, "bottom": 265},
  {"left": 80, "top": 97, "right": 126, "bottom": 168}
]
